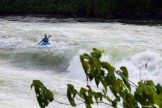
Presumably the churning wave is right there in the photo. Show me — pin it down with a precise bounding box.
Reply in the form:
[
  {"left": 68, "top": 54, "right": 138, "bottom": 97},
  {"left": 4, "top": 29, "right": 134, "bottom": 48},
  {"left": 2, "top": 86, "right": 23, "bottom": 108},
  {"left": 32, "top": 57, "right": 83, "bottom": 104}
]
[{"left": 0, "top": 47, "right": 74, "bottom": 72}]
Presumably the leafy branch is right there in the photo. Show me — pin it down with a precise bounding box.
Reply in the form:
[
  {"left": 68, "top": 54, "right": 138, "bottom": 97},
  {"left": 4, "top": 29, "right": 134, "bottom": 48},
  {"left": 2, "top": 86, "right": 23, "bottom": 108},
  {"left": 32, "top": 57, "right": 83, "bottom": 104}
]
[{"left": 32, "top": 48, "right": 162, "bottom": 108}]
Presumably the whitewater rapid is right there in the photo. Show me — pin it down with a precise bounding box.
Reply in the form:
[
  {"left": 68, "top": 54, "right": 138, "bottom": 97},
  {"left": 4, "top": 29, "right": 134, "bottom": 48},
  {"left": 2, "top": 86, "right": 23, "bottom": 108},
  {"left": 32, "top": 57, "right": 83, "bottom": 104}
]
[{"left": 0, "top": 16, "right": 162, "bottom": 108}]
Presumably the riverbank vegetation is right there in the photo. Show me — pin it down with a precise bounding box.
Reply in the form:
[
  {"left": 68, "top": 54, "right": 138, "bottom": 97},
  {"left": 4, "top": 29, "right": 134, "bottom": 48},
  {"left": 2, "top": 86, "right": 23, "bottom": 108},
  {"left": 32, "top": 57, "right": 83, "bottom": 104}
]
[
  {"left": 0, "top": 0, "right": 162, "bottom": 19},
  {"left": 32, "top": 48, "right": 162, "bottom": 108}
]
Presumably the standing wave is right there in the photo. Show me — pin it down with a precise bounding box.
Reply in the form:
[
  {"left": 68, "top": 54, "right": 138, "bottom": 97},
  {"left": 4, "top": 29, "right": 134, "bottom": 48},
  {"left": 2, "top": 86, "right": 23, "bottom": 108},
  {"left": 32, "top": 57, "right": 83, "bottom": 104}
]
[{"left": 5, "top": 47, "right": 74, "bottom": 72}]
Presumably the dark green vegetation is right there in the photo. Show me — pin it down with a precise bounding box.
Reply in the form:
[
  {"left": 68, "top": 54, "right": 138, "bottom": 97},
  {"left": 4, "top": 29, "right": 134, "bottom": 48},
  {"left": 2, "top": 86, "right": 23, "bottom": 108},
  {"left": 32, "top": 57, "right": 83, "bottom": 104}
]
[
  {"left": 0, "top": 0, "right": 162, "bottom": 19},
  {"left": 31, "top": 80, "right": 54, "bottom": 108},
  {"left": 32, "top": 48, "right": 162, "bottom": 108}
]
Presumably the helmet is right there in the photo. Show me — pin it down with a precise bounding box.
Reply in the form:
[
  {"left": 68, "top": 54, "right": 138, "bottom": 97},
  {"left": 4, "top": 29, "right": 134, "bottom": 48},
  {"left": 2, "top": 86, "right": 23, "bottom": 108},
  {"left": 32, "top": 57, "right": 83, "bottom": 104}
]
[{"left": 44, "top": 34, "right": 47, "bottom": 37}]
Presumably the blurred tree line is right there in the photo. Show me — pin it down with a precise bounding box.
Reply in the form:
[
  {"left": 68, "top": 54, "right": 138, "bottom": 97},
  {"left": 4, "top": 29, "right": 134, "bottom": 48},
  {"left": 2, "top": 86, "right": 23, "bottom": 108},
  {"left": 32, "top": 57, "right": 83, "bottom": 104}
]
[{"left": 0, "top": 0, "right": 162, "bottom": 19}]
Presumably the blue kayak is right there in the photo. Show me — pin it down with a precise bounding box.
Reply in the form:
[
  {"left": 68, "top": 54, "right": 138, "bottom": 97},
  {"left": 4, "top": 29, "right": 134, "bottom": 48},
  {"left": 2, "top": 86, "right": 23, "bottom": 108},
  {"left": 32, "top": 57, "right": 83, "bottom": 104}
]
[{"left": 41, "top": 42, "right": 50, "bottom": 45}]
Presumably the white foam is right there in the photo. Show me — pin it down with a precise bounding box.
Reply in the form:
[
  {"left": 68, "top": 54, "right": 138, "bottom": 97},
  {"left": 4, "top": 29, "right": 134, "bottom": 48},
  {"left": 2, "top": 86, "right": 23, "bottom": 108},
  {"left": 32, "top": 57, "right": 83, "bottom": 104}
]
[
  {"left": 115, "top": 51, "right": 162, "bottom": 85},
  {"left": 0, "top": 18, "right": 162, "bottom": 108},
  {"left": 67, "top": 49, "right": 87, "bottom": 81}
]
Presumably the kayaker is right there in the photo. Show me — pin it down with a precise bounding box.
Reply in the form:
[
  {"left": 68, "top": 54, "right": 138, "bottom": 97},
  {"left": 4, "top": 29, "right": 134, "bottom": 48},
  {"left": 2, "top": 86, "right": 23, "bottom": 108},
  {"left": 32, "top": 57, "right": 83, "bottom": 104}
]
[{"left": 37, "top": 34, "right": 51, "bottom": 45}]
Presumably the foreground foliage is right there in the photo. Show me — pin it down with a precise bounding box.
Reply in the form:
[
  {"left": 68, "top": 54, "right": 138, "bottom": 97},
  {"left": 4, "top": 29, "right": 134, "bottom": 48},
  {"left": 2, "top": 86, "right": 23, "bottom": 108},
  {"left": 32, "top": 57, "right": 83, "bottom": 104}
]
[
  {"left": 31, "top": 80, "right": 53, "bottom": 108},
  {"left": 32, "top": 48, "right": 162, "bottom": 108}
]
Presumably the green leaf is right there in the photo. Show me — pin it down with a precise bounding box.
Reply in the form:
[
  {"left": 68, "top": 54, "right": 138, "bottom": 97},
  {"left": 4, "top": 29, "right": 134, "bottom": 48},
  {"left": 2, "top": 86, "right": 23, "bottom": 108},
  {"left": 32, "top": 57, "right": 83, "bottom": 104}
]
[
  {"left": 92, "top": 48, "right": 103, "bottom": 59},
  {"left": 67, "top": 84, "right": 77, "bottom": 106},
  {"left": 79, "top": 86, "right": 93, "bottom": 106},
  {"left": 31, "top": 80, "right": 54, "bottom": 108},
  {"left": 91, "top": 56, "right": 101, "bottom": 75},
  {"left": 144, "top": 80, "right": 154, "bottom": 86},
  {"left": 86, "top": 104, "right": 92, "bottom": 108},
  {"left": 118, "top": 70, "right": 131, "bottom": 91},
  {"left": 134, "top": 81, "right": 162, "bottom": 106},
  {"left": 105, "top": 68, "right": 116, "bottom": 86},
  {"left": 122, "top": 90, "right": 138, "bottom": 107},
  {"left": 80, "top": 55, "right": 89, "bottom": 74},
  {"left": 120, "top": 66, "right": 128, "bottom": 78},
  {"left": 93, "top": 92, "right": 103, "bottom": 104},
  {"left": 101, "top": 62, "right": 115, "bottom": 73},
  {"left": 80, "top": 87, "right": 87, "bottom": 97},
  {"left": 155, "top": 83, "right": 162, "bottom": 94}
]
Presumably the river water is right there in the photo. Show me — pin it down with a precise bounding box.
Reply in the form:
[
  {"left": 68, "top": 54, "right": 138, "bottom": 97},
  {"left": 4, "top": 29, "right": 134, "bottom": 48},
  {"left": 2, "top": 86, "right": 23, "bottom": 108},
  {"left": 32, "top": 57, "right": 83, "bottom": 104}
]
[{"left": 0, "top": 16, "right": 162, "bottom": 108}]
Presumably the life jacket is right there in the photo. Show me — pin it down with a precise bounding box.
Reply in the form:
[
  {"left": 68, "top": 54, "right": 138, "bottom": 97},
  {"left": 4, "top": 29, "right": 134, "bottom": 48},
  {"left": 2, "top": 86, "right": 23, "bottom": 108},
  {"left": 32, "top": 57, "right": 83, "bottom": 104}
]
[{"left": 43, "top": 37, "right": 49, "bottom": 42}]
